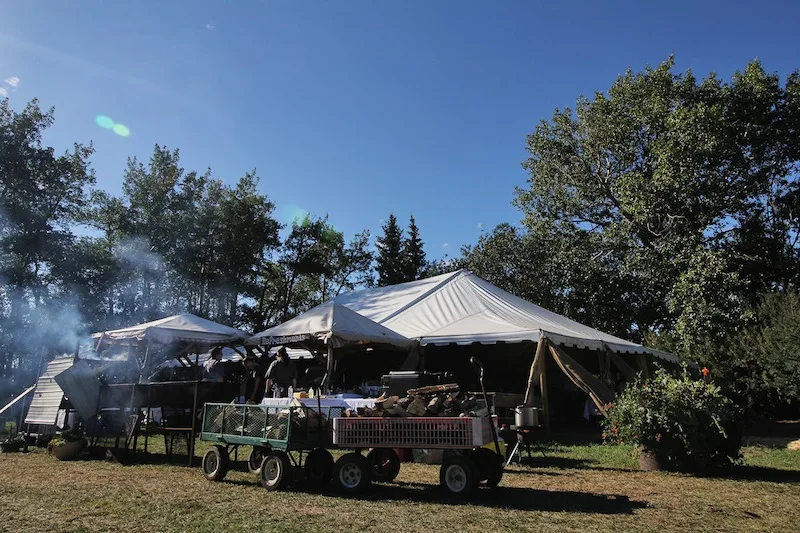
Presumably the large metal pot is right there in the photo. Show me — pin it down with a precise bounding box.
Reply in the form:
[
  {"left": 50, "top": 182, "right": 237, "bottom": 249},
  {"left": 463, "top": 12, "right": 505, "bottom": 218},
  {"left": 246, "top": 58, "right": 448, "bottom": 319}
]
[{"left": 513, "top": 405, "right": 540, "bottom": 428}]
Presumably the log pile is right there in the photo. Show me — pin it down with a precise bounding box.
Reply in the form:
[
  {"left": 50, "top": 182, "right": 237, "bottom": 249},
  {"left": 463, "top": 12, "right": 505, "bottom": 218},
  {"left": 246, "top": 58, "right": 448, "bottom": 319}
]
[{"left": 344, "top": 383, "right": 488, "bottom": 418}]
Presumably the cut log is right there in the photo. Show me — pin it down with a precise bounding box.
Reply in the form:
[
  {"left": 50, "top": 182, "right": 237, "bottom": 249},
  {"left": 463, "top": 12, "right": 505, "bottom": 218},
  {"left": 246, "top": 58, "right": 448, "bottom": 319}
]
[
  {"left": 407, "top": 383, "right": 460, "bottom": 396},
  {"left": 406, "top": 396, "right": 428, "bottom": 416},
  {"left": 426, "top": 395, "right": 446, "bottom": 415}
]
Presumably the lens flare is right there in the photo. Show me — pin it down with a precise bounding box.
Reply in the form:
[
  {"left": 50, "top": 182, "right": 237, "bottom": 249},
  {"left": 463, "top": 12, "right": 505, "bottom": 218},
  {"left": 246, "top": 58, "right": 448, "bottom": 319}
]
[
  {"left": 95, "top": 115, "right": 114, "bottom": 129},
  {"left": 281, "top": 204, "right": 309, "bottom": 224},
  {"left": 113, "top": 124, "right": 131, "bottom": 137}
]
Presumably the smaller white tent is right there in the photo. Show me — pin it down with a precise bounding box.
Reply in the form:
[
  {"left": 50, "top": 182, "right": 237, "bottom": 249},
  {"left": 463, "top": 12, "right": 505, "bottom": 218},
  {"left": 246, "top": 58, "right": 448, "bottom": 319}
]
[
  {"left": 249, "top": 301, "right": 412, "bottom": 351},
  {"left": 92, "top": 313, "right": 250, "bottom": 348}
]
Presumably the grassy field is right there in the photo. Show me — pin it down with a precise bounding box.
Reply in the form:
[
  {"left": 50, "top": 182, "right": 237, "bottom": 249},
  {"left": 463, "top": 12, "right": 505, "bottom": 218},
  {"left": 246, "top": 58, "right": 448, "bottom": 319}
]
[{"left": 0, "top": 441, "right": 798, "bottom": 533}]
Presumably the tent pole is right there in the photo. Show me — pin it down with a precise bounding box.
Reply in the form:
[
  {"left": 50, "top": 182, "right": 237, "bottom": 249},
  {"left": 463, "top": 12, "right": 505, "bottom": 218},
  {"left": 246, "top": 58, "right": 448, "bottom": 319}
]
[
  {"left": 324, "top": 344, "right": 334, "bottom": 395},
  {"left": 189, "top": 351, "right": 200, "bottom": 467},
  {"left": 540, "top": 349, "right": 551, "bottom": 433},
  {"left": 524, "top": 337, "right": 548, "bottom": 407}
]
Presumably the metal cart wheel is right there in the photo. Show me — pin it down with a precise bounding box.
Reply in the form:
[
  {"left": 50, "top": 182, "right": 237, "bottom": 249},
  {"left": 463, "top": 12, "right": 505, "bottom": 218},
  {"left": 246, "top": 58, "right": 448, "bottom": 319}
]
[
  {"left": 248, "top": 447, "right": 266, "bottom": 475},
  {"left": 260, "top": 451, "right": 292, "bottom": 491},
  {"left": 367, "top": 448, "right": 401, "bottom": 483},
  {"left": 472, "top": 448, "right": 503, "bottom": 487},
  {"left": 305, "top": 448, "right": 334, "bottom": 488},
  {"left": 440, "top": 457, "right": 478, "bottom": 498},
  {"left": 334, "top": 453, "right": 371, "bottom": 494},
  {"left": 202, "top": 445, "right": 230, "bottom": 482}
]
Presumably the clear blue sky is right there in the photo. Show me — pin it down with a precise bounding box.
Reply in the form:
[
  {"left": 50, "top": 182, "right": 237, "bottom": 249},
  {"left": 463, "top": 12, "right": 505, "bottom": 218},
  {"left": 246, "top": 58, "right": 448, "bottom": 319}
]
[{"left": 2, "top": 1, "right": 799, "bottom": 258}]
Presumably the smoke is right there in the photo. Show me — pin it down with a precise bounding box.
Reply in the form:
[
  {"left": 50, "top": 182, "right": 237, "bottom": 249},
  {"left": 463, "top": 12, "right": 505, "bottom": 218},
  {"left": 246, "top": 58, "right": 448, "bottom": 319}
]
[{"left": 113, "top": 236, "right": 164, "bottom": 273}]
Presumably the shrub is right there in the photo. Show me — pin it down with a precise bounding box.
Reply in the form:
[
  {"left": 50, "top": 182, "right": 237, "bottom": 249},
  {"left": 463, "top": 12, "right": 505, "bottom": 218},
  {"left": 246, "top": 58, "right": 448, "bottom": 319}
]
[
  {"left": 48, "top": 425, "right": 85, "bottom": 450},
  {"left": 603, "top": 367, "right": 742, "bottom": 472}
]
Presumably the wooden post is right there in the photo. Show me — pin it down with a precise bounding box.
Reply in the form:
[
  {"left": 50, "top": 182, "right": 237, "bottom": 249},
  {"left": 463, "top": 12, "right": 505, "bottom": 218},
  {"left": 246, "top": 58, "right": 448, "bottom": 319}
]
[
  {"left": 524, "top": 337, "right": 548, "bottom": 406},
  {"left": 540, "top": 349, "right": 551, "bottom": 433},
  {"left": 139, "top": 338, "right": 152, "bottom": 384},
  {"left": 188, "top": 351, "right": 200, "bottom": 467}
]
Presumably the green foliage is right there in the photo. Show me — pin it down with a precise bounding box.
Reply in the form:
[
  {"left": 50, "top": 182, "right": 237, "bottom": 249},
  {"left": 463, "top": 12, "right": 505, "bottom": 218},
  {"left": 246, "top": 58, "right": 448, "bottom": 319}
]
[
  {"left": 511, "top": 57, "right": 800, "bottom": 347},
  {"left": 703, "top": 292, "right": 800, "bottom": 416},
  {"left": 402, "top": 215, "right": 426, "bottom": 282},
  {"left": 376, "top": 214, "right": 405, "bottom": 286},
  {"left": 603, "top": 368, "right": 742, "bottom": 472}
]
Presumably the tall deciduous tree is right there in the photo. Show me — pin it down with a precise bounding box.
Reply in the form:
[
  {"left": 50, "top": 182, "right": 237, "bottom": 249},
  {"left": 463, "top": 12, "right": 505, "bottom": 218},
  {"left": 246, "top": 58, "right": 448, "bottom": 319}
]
[
  {"left": 376, "top": 214, "right": 405, "bottom": 286},
  {"left": 0, "top": 99, "right": 95, "bottom": 381},
  {"left": 513, "top": 57, "right": 800, "bottom": 350}
]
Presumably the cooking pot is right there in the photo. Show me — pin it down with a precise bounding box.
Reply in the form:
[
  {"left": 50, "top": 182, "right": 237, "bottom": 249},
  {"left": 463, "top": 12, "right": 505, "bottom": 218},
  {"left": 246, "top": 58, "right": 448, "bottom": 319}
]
[{"left": 513, "top": 405, "right": 540, "bottom": 428}]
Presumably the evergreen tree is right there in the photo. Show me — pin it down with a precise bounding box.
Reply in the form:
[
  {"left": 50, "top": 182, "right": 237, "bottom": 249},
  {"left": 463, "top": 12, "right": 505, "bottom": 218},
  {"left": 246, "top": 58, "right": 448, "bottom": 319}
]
[
  {"left": 402, "top": 215, "right": 426, "bottom": 281},
  {"left": 376, "top": 214, "right": 405, "bottom": 286}
]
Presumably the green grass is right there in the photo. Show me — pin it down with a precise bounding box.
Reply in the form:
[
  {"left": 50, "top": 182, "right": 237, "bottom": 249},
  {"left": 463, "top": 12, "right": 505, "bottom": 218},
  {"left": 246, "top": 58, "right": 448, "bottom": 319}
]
[{"left": 0, "top": 442, "right": 797, "bottom": 532}]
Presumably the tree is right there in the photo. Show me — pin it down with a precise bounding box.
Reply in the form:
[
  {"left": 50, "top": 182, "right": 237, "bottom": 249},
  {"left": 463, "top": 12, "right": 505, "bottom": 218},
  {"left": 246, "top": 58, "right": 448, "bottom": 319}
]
[
  {"left": 0, "top": 99, "right": 95, "bottom": 382},
  {"left": 402, "top": 215, "right": 426, "bottom": 281},
  {"left": 375, "top": 214, "right": 405, "bottom": 286},
  {"left": 514, "top": 57, "right": 800, "bottom": 351}
]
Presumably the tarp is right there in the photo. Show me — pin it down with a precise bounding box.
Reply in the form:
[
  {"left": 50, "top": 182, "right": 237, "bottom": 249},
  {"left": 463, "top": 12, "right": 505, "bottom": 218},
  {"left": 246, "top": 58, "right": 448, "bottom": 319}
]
[
  {"left": 92, "top": 313, "right": 250, "bottom": 347},
  {"left": 249, "top": 301, "right": 412, "bottom": 350},
  {"left": 334, "top": 269, "right": 678, "bottom": 363},
  {"left": 24, "top": 357, "right": 74, "bottom": 425}
]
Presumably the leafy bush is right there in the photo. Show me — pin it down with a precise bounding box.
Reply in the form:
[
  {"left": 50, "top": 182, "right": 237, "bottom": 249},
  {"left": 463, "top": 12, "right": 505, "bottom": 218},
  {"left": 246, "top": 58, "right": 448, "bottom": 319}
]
[
  {"left": 602, "top": 367, "right": 742, "bottom": 472},
  {"left": 0, "top": 435, "right": 26, "bottom": 453},
  {"left": 48, "top": 425, "right": 85, "bottom": 449}
]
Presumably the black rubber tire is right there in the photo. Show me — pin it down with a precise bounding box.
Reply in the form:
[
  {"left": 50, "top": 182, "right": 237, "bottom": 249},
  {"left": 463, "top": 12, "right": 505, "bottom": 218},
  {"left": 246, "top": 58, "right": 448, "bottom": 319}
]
[
  {"left": 473, "top": 448, "right": 504, "bottom": 487},
  {"left": 305, "top": 448, "right": 334, "bottom": 488},
  {"left": 366, "top": 448, "right": 401, "bottom": 483},
  {"left": 334, "top": 453, "right": 371, "bottom": 494},
  {"left": 248, "top": 447, "right": 266, "bottom": 475},
  {"left": 260, "top": 451, "right": 292, "bottom": 491},
  {"left": 202, "top": 445, "right": 230, "bottom": 482},
  {"left": 439, "top": 457, "right": 478, "bottom": 498}
]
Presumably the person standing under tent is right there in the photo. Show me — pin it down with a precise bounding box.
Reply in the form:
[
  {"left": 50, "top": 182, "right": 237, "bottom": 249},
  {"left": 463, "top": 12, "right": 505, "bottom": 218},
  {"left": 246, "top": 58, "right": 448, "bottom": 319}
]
[
  {"left": 202, "top": 346, "right": 225, "bottom": 382},
  {"left": 239, "top": 353, "right": 266, "bottom": 404},
  {"left": 265, "top": 347, "right": 298, "bottom": 398}
]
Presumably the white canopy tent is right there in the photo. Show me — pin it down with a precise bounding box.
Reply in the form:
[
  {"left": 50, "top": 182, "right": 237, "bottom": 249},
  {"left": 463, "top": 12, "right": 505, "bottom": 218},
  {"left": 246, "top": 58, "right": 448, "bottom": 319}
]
[
  {"left": 92, "top": 313, "right": 250, "bottom": 348},
  {"left": 249, "top": 301, "right": 413, "bottom": 392},
  {"left": 249, "top": 301, "right": 412, "bottom": 351},
  {"left": 333, "top": 269, "right": 676, "bottom": 363}
]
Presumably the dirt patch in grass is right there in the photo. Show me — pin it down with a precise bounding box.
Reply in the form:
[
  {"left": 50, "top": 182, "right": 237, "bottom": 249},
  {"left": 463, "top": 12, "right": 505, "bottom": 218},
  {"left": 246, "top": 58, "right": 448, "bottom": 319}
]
[{"left": 0, "top": 446, "right": 797, "bottom": 533}]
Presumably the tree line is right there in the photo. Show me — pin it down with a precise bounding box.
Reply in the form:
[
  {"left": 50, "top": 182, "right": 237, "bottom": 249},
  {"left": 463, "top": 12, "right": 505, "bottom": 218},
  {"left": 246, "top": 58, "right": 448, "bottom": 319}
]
[
  {"left": 0, "top": 98, "right": 430, "bottom": 386},
  {"left": 3, "top": 57, "right": 799, "bottom": 416}
]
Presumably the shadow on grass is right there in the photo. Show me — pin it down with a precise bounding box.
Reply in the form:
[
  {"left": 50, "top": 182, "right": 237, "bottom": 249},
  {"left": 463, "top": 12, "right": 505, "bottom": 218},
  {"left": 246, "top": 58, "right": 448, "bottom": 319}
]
[
  {"left": 349, "top": 483, "right": 649, "bottom": 514},
  {"left": 702, "top": 465, "right": 800, "bottom": 484}
]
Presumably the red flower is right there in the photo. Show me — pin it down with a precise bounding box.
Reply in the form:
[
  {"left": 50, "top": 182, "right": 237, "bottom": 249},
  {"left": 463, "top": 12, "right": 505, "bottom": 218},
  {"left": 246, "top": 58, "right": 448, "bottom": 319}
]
[
  {"left": 701, "top": 367, "right": 710, "bottom": 377},
  {"left": 656, "top": 433, "right": 662, "bottom": 442}
]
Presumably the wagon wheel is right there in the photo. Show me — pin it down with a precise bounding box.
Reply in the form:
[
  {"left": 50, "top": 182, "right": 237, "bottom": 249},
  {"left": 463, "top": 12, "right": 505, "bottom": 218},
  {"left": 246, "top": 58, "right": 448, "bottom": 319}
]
[
  {"left": 440, "top": 457, "right": 478, "bottom": 499},
  {"left": 334, "top": 453, "right": 371, "bottom": 494},
  {"left": 202, "top": 445, "right": 230, "bottom": 482},
  {"left": 248, "top": 447, "right": 266, "bottom": 475},
  {"left": 472, "top": 448, "right": 503, "bottom": 487},
  {"left": 260, "top": 451, "right": 292, "bottom": 491},
  {"left": 366, "top": 448, "right": 401, "bottom": 483},
  {"left": 305, "top": 448, "right": 334, "bottom": 489}
]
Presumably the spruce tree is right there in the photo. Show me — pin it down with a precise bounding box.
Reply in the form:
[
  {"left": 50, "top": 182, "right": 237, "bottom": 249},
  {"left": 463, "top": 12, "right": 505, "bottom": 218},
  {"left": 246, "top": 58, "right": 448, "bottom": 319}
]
[
  {"left": 402, "top": 215, "right": 426, "bottom": 281},
  {"left": 375, "top": 214, "right": 405, "bottom": 286}
]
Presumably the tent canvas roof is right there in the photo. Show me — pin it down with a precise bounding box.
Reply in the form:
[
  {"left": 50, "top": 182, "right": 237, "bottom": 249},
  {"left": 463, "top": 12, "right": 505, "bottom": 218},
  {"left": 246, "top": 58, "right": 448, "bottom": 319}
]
[
  {"left": 92, "top": 313, "right": 249, "bottom": 347},
  {"left": 334, "top": 269, "right": 677, "bottom": 363},
  {"left": 25, "top": 357, "right": 74, "bottom": 425},
  {"left": 249, "top": 301, "right": 412, "bottom": 350}
]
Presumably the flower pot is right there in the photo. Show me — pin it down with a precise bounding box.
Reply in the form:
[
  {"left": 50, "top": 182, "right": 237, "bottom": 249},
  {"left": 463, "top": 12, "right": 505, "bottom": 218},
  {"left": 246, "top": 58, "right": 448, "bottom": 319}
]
[
  {"left": 50, "top": 439, "right": 85, "bottom": 461},
  {"left": 639, "top": 451, "right": 662, "bottom": 471}
]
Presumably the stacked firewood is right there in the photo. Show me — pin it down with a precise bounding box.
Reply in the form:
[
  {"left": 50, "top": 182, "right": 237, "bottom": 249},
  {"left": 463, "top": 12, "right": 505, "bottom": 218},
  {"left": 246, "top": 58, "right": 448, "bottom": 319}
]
[{"left": 344, "top": 384, "right": 489, "bottom": 418}]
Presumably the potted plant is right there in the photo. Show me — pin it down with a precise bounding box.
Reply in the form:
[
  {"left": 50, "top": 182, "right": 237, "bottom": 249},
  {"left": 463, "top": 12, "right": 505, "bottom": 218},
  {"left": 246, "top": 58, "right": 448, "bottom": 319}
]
[
  {"left": 602, "top": 367, "right": 742, "bottom": 473},
  {"left": 48, "top": 425, "right": 86, "bottom": 461},
  {"left": 0, "top": 435, "right": 27, "bottom": 453}
]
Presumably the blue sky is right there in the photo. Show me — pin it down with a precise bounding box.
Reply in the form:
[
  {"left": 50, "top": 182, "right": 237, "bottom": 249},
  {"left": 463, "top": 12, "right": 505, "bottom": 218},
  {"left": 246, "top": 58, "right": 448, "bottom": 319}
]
[{"left": 2, "top": 1, "right": 799, "bottom": 258}]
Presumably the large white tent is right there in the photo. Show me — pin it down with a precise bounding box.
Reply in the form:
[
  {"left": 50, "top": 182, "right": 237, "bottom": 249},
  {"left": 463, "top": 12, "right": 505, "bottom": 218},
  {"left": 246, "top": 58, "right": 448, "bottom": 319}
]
[
  {"left": 92, "top": 313, "right": 250, "bottom": 348},
  {"left": 333, "top": 269, "right": 677, "bottom": 363},
  {"left": 249, "top": 301, "right": 412, "bottom": 351}
]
